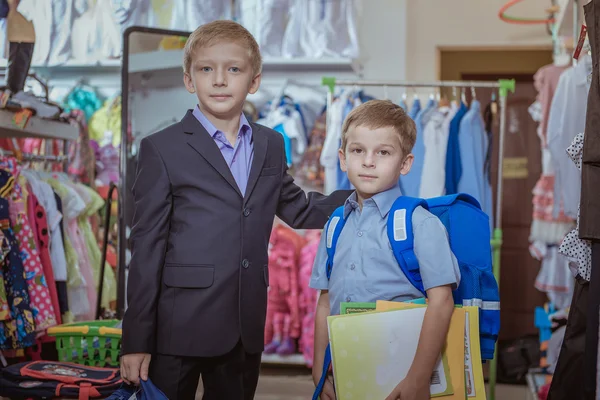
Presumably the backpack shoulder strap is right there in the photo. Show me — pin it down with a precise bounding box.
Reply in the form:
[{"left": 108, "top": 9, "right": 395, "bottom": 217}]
[
  {"left": 386, "top": 196, "right": 429, "bottom": 296},
  {"left": 325, "top": 205, "right": 347, "bottom": 280}
]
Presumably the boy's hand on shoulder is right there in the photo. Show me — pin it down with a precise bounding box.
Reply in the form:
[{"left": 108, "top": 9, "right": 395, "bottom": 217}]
[
  {"left": 120, "top": 353, "right": 151, "bottom": 386},
  {"left": 385, "top": 378, "right": 429, "bottom": 400}
]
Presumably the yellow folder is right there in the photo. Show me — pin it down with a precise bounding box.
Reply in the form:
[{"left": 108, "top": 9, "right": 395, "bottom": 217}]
[{"left": 376, "top": 301, "right": 486, "bottom": 400}]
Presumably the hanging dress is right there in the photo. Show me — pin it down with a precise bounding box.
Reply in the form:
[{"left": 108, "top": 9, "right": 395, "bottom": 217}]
[
  {"left": 0, "top": 169, "right": 36, "bottom": 350},
  {"left": 0, "top": 158, "right": 57, "bottom": 331}
]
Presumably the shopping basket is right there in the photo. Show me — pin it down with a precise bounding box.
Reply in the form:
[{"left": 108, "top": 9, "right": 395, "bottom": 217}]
[{"left": 47, "top": 319, "right": 122, "bottom": 367}]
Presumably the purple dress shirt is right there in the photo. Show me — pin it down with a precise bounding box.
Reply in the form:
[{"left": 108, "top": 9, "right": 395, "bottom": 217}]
[{"left": 192, "top": 106, "right": 254, "bottom": 196}]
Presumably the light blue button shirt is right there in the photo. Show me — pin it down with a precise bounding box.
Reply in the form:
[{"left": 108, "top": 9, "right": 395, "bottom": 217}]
[
  {"left": 309, "top": 185, "right": 461, "bottom": 315},
  {"left": 457, "top": 101, "right": 485, "bottom": 203},
  {"left": 400, "top": 98, "right": 436, "bottom": 197}
]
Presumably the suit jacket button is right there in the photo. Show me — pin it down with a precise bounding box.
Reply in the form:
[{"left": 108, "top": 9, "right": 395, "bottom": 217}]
[
  {"left": 243, "top": 208, "right": 251, "bottom": 217},
  {"left": 242, "top": 259, "right": 250, "bottom": 269}
]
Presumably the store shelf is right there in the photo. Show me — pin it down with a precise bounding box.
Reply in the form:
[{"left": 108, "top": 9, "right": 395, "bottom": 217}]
[
  {"left": 128, "top": 49, "right": 356, "bottom": 74},
  {"left": 261, "top": 353, "right": 307, "bottom": 366},
  {"left": 0, "top": 58, "right": 122, "bottom": 73},
  {"left": 0, "top": 109, "right": 79, "bottom": 140}
]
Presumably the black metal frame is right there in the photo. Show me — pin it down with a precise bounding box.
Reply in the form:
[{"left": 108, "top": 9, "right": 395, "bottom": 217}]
[{"left": 117, "top": 26, "right": 191, "bottom": 319}]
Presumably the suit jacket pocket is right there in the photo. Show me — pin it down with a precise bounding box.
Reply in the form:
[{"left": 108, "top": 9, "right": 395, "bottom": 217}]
[
  {"left": 163, "top": 264, "right": 215, "bottom": 288},
  {"left": 260, "top": 166, "right": 280, "bottom": 176}
]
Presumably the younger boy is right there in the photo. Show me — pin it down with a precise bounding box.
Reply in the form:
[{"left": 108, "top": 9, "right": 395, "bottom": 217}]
[
  {"left": 120, "top": 20, "right": 350, "bottom": 400},
  {"left": 310, "top": 100, "right": 461, "bottom": 400}
]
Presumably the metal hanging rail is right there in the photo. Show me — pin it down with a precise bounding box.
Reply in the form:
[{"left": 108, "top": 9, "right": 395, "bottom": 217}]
[
  {"left": 0, "top": 150, "right": 68, "bottom": 162},
  {"left": 321, "top": 76, "right": 516, "bottom": 400}
]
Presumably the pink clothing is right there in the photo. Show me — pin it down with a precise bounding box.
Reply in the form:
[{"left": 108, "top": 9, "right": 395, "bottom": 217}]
[
  {"left": 264, "top": 225, "right": 304, "bottom": 349},
  {"left": 27, "top": 188, "right": 62, "bottom": 325},
  {"left": 299, "top": 231, "right": 320, "bottom": 367},
  {"left": 67, "top": 219, "right": 96, "bottom": 321},
  {"left": 533, "top": 64, "right": 569, "bottom": 147}
]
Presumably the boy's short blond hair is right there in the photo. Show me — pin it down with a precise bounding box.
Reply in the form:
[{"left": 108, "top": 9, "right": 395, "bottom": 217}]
[
  {"left": 341, "top": 100, "right": 416, "bottom": 156},
  {"left": 183, "top": 20, "right": 262, "bottom": 76}
]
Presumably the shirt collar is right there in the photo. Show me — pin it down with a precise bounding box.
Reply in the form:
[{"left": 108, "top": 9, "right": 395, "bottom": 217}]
[
  {"left": 343, "top": 185, "right": 403, "bottom": 219},
  {"left": 192, "top": 105, "right": 252, "bottom": 140}
]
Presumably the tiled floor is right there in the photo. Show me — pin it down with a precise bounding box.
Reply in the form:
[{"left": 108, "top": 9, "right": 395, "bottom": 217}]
[{"left": 196, "top": 367, "right": 535, "bottom": 399}]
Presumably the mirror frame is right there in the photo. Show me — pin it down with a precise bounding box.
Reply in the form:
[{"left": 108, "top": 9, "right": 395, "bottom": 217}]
[{"left": 118, "top": 26, "right": 191, "bottom": 318}]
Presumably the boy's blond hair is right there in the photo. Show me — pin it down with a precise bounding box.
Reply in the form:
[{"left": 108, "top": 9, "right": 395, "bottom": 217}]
[
  {"left": 183, "top": 20, "right": 262, "bottom": 76},
  {"left": 341, "top": 100, "right": 417, "bottom": 156}
]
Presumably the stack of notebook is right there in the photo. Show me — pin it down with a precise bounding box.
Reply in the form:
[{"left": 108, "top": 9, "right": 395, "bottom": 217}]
[{"left": 327, "top": 300, "right": 486, "bottom": 400}]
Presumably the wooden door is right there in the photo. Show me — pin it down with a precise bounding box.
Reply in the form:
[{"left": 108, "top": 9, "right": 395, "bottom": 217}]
[{"left": 439, "top": 48, "right": 553, "bottom": 340}]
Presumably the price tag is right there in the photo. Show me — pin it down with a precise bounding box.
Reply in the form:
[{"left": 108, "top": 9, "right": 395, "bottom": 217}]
[
  {"left": 573, "top": 24, "right": 588, "bottom": 60},
  {"left": 12, "top": 109, "right": 33, "bottom": 129}
]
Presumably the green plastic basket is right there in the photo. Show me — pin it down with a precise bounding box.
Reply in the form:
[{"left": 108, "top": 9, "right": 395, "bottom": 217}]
[{"left": 47, "top": 319, "right": 122, "bottom": 367}]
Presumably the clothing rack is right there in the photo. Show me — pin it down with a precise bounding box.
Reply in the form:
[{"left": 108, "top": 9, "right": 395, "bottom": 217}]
[
  {"left": 0, "top": 150, "right": 68, "bottom": 163},
  {"left": 321, "top": 76, "right": 516, "bottom": 400}
]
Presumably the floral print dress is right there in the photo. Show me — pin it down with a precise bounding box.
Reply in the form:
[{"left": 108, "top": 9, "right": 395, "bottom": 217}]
[
  {"left": 0, "top": 158, "right": 57, "bottom": 331},
  {"left": 0, "top": 169, "right": 36, "bottom": 349}
]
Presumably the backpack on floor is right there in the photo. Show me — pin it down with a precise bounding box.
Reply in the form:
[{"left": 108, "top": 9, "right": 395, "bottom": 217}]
[
  {"left": 0, "top": 360, "right": 123, "bottom": 400},
  {"left": 314, "top": 193, "right": 500, "bottom": 400}
]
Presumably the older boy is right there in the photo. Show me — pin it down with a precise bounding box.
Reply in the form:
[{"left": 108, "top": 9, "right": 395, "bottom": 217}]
[
  {"left": 120, "top": 20, "right": 350, "bottom": 400},
  {"left": 310, "top": 100, "right": 461, "bottom": 400}
]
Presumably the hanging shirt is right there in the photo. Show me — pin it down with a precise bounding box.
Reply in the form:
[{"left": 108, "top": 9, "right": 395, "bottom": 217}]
[
  {"left": 21, "top": 171, "right": 68, "bottom": 282},
  {"left": 295, "top": 0, "right": 360, "bottom": 59},
  {"left": 336, "top": 95, "right": 362, "bottom": 191},
  {"left": 171, "top": 0, "right": 232, "bottom": 33},
  {"left": 559, "top": 132, "right": 591, "bottom": 281},
  {"left": 321, "top": 92, "right": 349, "bottom": 194},
  {"left": 111, "top": 0, "right": 151, "bottom": 33},
  {"left": 408, "top": 98, "right": 422, "bottom": 121},
  {"left": 457, "top": 100, "right": 486, "bottom": 204},
  {"left": 71, "top": 1, "right": 122, "bottom": 64},
  {"left": 445, "top": 102, "right": 469, "bottom": 195},
  {"left": 546, "top": 54, "right": 592, "bottom": 219},
  {"left": 533, "top": 64, "right": 570, "bottom": 146},
  {"left": 238, "top": 0, "right": 288, "bottom": 57},
  {"left": 401, "top": 98, "right": 434, "bottom": 197},
  {"left": 419, "top": 104, "right": 457, "bottom": 198}
]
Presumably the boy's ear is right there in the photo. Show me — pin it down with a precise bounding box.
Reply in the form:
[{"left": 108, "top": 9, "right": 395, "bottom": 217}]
[
  {"left": 248, "top": 73, "right": 262, "bottom": 94},
  {"left": 400, "top": 153, "right": 414, "bottom": 175},
  {"left": 183, "top": 73, "right": 195, "bottom": 94},
  {"left": 338, "top": 148, "right": 348, "bottom": 172}
]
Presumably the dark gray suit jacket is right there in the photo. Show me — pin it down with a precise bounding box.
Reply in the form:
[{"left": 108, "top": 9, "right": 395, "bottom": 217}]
[{"left": 121, "top": 110, "right": 350, "bottom": 357}]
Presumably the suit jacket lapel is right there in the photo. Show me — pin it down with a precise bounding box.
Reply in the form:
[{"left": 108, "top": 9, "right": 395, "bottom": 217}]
[
  {"left": 183, "top": 110, "right": 242, "bottom": 197},
  {"left": 244, "top": 123, "right": 268, "bottom": 203}
]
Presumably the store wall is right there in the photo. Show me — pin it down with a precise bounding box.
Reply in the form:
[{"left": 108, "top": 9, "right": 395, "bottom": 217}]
[{"left": 405, "top": 0, "right": 553, "bottom": 81}]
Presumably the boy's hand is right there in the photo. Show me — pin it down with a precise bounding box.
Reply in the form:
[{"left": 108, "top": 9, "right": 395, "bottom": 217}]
[
  {"left": 319, "top": 376, "right": 337, "bottom": 400},
  {"left": 312, "top": 371, "right": 336, "bottom": 400},
  {"left": 120, "top": 353, "right": 151, "bottom": 386},
  {"left": 385, "top": 378, "right": 429, "bottom": 400}
]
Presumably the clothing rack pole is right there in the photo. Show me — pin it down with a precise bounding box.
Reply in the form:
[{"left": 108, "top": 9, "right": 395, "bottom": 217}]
[
  {"left": 0, "top": 150, "right": 68, "bottom": 163},
  {"left": 321, "top": 76, "right": 515, "bottom": 400}
]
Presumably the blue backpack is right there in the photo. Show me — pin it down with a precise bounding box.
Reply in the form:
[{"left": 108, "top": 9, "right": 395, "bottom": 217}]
[{"left": 313, "top": 193, "right": 500, "bottom": 400}]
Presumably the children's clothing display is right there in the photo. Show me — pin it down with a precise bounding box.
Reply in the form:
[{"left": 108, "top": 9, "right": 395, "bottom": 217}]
[
  {"left": 264, "top": 225, "right": 321, "bottom": 365},
  {"left": 322, "top": 91, "right": 494, "bottom": 229},
  {"left": 0, "top": 156, "right": 117, "bottom": 352},
  {"left": 11, "top": 0, "right": 360, "bottom": 67}
]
